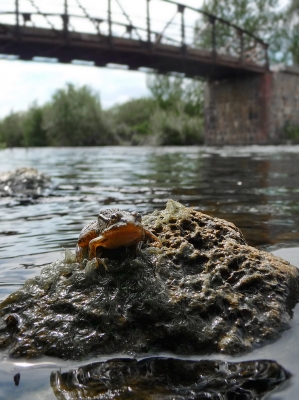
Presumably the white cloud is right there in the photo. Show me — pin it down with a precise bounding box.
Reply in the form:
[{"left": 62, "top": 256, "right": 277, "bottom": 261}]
[{"left": 0, "top": 59, "right": 149, "bottom": 117}]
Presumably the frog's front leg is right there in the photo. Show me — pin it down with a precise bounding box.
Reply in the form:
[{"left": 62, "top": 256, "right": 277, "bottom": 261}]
[
  {"left": 88, "top": 235, "right": 108, "bottom": 269},
  {"left": 88, "top": 235, "right": 106, "bottom": 259}
]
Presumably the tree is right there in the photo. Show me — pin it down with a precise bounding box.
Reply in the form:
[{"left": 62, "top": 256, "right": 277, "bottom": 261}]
[
  {"left": 106, "top": 98, "right": 156, "bottom": 145},
  {"left": 23, "top": 103, "right": 48, "bottom": 147},
  {"left": 146, "top": 73, "right": 204, "bottom": 145},
  {"left": 146, "top": 74, "right": 204, "bottom": 117},
  {"left": 148, "top": 106, "right": 204, "bottom": 145},
  {"left": 286, "top": 0, "right": 299, "bottom": 64},
  {"left": 196, "top": 0, "right": 285, "bottom": 64},
  {"left": 0, "top": 112, "right": 25, "bottom": 147},
  {"left": 43, "top": 84, "right": 113, "bottom": 146}
]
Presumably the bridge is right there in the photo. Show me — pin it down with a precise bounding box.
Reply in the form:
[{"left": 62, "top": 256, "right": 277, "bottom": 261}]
[
  {"left": 1, "top": 0, "right": 298, "bottom": 145},
  {"left": 0, "top": 0, "right": 269, "bottom": 80}
]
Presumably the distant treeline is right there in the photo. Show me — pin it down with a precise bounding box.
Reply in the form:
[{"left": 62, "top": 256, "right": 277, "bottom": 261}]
[
  {"left": 2, "top": 0, "right": 299, "bottom": 147},
  {"left": 0, "top": 76, "right": 204, "bottom": 148}
]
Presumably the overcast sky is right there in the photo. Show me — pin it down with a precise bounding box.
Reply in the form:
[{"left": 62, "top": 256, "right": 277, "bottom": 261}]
[
  {"left": 0, "top": 0, "right": 287, "bottom": 118},
  {"left": 0, "top": 0, "right": 207, "bottom": 117}
]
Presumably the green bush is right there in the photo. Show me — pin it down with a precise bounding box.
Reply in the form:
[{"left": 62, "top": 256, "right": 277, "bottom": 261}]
[
  {"left": 146, "top": 74, "right": 204, "bottom": 145},
  {"left": 106, "top": 98, "right": 156, "bottom": 145},
  {"left": 146, "top": 74, "right": 204, "bottom": 117},
  {"left": 0, "top": 78, "right": 205, "bottom": 147},
  {"left": 43, "top": 84, "right": 113, "bottom": 146},
  {"left": 285, "top": 123, "right": 299, "bottom": 142},
  {"left": 23, "top": 103, "right": 48, "bottom": 147},
  {"left": 0, "top": 112, "right": 25, "bottom": 147},
  {"left": 149, "top": 105, "right": 204, "bottom": 146}
]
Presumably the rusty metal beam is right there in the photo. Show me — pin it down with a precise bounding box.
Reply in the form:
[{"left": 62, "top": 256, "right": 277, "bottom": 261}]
[
  {"left": 0, "top": 0, "right": 269, "bottom": 77},
  {"left": 0, "top": 25, "right": 266, "bottom": 80}
]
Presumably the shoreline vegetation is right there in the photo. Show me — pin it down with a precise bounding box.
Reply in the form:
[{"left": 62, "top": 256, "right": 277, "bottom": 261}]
[
  {"left": 1, "top": 0, "right": 299, "bottom": 147},
  {"left": 0, "top": 77, "right": 205, "bottom": 148}
]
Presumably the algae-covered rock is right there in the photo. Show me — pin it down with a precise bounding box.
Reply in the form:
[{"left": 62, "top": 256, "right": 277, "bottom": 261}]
[
  {"left": 50, "top": 357, "right": 291, "bottom": 400},
  {"left": 0, "top": 167, "right": 51, "bottom": 197},
  {"left": 0, "top": 200, "right": 299, "bottom": 359}
]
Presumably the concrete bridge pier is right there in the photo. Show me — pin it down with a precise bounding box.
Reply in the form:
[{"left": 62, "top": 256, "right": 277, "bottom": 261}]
[{"left": 204, "top": 67, "right": 299, "bottom": 145}]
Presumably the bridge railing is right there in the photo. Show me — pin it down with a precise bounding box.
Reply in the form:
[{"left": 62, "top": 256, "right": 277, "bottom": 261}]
[{"left": 0, "top": 0, "right": 269, "bottom": 69}]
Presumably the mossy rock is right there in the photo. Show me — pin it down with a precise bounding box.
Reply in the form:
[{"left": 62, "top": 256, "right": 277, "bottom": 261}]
[{"left": 0, "top": 200, "right": 298, "bottom": 359}]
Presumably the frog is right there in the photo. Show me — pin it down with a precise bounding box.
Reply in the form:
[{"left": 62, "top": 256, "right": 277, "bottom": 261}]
[{"left": 76, "top": 209, "right": 161, "bottom": 267}]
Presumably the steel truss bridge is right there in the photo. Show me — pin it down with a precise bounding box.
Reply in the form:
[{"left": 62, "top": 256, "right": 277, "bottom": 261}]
[{"left": 0, "top": 0, "right": 269, "bottom": 79}]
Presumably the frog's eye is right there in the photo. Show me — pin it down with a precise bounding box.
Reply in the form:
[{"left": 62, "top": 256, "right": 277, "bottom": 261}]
[{"left": 110, "top": 213, "right": 121, "bottom": 223}]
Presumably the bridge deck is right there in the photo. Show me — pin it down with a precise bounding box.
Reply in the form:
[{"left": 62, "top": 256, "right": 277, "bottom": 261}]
[{"left": 0, "top": 24, "right": 266, "bottom": 79}]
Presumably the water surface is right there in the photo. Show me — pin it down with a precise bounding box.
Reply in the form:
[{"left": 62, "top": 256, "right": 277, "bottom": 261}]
[{"left": 0, "top": 146, "right": 299, "bottom": 399}]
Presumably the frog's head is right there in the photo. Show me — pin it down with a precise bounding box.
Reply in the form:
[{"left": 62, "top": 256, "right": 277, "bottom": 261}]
[{"left": 98, "top": 209, "right": 142, "bottom": 232}]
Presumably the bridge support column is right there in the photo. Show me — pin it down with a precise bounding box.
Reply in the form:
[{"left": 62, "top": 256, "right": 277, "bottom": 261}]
[
  {"left": 204, "top": 67, "right": 299, "bottom": 145},
  {"left": 268, "top": 66, "right": 299, "bottom": 142},
  {"left": 204, "top": 73, "right": 271, "bottom": 145}
]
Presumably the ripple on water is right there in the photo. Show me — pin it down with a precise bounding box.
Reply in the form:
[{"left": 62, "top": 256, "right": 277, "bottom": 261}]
[{"left": 0, "top": 146, "right": 299, "bottom": 399}]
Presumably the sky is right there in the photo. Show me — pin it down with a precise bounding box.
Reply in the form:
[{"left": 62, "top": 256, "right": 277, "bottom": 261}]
[
  {"left": 0, "top": 0, "right": 288, "bottom": 118},
  {"left": 0, "top": 0, "right": 208, "bottom": 117}
]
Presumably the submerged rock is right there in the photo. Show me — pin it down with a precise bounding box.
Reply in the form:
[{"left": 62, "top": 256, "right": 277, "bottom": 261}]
[
  {"left": 0, "top": 167, "right": 51, "bottom": 197},
  {"left": 0, "top": 200, "right": 299, "bottom": 359},
  {"left": 50, "top": 357, "right": 291, "bottom": 400}
]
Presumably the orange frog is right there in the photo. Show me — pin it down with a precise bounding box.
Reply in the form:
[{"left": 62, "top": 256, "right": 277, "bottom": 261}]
[{"left": 76, "top": 209, "right": 161, "bottom": 267}]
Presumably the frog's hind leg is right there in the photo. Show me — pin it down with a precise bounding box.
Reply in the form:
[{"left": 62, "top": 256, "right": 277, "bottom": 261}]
[
  {"left": 144, "top": 229, "right": 162, "bottom": 246},
  {"left": 76, "top": 245, "right": 89, "bottom": 266},
  {"left": 96, "top": 256, "right": 108, "bottom": 270}
]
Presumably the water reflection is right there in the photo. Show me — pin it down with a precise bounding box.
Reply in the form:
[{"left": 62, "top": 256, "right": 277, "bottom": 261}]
[{"left": 50, "top": 357, "right": 291, "bottom": 399}]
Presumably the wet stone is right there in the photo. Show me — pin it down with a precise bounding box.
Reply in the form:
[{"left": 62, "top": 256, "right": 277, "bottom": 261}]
[
  {"left": 0, "top": 200, "right": 299, "bottom": 359},
  {"left": 0, "top": 167, "right": 51, "bottom": 198},
  {"left": 50, "top": 357, "right": 291, "bottom": 400}
]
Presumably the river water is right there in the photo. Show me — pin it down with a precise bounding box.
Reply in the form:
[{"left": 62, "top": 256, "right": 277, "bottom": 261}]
[{"left": 0, "top": 146, "right": 298, "bottom": 399}]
